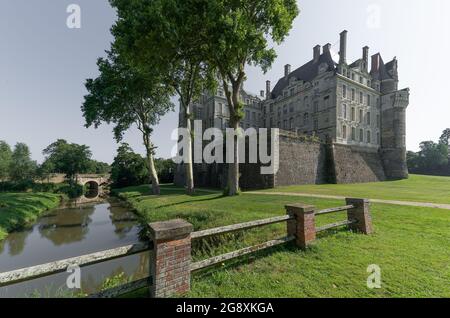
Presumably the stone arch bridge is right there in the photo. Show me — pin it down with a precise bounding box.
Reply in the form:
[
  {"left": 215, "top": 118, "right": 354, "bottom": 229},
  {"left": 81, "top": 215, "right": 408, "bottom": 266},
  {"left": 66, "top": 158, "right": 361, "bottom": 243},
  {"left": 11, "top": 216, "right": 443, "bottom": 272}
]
[{"left": 76, "top": 174, "right": 111, "bottom": 188}]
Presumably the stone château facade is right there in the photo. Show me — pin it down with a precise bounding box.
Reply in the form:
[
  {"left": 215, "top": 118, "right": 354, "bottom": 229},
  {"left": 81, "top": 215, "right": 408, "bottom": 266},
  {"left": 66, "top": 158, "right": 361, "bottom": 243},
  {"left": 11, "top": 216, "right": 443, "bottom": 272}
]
[{"left": 175, "top": 30, "right": 410, "bottom": 189}]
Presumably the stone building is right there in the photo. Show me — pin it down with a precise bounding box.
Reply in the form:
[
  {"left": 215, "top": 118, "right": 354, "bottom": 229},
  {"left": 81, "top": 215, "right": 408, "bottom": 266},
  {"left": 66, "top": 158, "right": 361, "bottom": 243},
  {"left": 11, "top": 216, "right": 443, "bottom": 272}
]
[{"left": 175, "top": 30, "right": 410, "bottom": 189}]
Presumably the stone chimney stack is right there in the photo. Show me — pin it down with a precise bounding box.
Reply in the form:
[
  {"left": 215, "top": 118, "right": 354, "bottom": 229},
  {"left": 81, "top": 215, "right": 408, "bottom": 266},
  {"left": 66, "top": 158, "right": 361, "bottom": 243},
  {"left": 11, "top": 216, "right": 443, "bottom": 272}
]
[
  {"left": 363, "top": 46, "right": 369, "bottom": 72},
  {"left": 313, "top": 45, "right": 321, "bottom": 63},
  {"left": 266, "top": 80, "right": 271, "bottom": 100},
  {"left": 339, "top": 30, "right": 348, "bottom": 64},
  {"left": 371, "top": 53, "right": 381, "bottom": 73},
  {"left": 284, "top": 64, "right": 291, "bottom": 80},
  {"left": 260, "top": 90, "right": 265, "bottom": 99},
  {"left": 323, "top": 43, "right": 331, "bottom": 54}
]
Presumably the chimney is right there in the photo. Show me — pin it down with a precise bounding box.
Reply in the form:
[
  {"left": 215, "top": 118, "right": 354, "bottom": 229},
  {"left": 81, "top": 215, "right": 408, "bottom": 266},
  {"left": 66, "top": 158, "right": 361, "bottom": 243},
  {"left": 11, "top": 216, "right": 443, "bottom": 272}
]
[
  {"left": 284, "top": 64, "right": 291, "bottom": 80},
  {"left": 266, "top": 80, "right": 271, "bottom": 100},
  {"left": 260, "top": 90, "right": 265, "bottom": 98},
  {"left": 339, "top": 30, "right": 348, "bottom": 64},
  {"left": 362, "top": 46, "right": 369, "bottom": 72},
  {"left": 313, "top": 45, "right": 321, "bottom": 63},
  {"left": 323, "top": 43, "right": 331, "bottom": 54},
  {"left": 371, "top": 53, "right": 381, "bottom": 73}
]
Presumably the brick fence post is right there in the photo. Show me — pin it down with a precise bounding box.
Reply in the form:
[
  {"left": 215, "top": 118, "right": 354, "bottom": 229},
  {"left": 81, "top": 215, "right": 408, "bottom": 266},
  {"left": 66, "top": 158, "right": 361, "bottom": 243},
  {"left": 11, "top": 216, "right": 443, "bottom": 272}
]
[
  {"left": 148, "top": 219, "right": 193, "bottom": 298},
  {"left": 285, "top": 204, "right": 316, "bottom": 249},
  {"left": 345, "top": 198, "right": 373, "bottom": 234}
]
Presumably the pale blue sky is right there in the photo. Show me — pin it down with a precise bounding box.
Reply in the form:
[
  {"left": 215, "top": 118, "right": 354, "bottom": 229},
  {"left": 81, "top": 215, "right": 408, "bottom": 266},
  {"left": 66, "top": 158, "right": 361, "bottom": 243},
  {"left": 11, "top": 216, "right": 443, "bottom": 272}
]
[{"left": 1, "top": 0, "right": 449, "bottom": 163}]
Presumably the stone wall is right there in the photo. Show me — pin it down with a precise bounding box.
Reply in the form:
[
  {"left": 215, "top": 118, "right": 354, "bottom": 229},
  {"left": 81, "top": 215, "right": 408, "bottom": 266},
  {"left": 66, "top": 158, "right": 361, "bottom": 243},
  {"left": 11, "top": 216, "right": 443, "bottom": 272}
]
[
  {"left": 174, "top": 134, "right": 389, "bottom": 190},
  {"left": 331, "top": 144, "right": 386, "bottom": 183}
]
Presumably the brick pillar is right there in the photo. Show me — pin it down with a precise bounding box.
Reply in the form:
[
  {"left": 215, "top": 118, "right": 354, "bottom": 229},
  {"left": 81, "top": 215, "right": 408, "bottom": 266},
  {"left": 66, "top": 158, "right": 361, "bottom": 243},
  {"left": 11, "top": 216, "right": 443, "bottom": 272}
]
[
  {"left": 346, "top": 198, "right": 373, "bottom": 234},
  {"left": 148, "top": 219, "right": 193, "bottom": 298},
  {"left": 285, "top": 204, "right": 316, "bottom": 249}
]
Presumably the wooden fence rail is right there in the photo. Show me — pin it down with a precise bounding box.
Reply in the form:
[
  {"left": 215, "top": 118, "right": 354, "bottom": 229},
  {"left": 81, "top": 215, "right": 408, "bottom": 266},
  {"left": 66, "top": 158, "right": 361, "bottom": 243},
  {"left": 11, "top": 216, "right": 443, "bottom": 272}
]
[
  {"left": 0, "top": 242, "right": 151, "bottom": 287},
  {"left": 0, "top": 198, "right": 372, "bottom": 298}
]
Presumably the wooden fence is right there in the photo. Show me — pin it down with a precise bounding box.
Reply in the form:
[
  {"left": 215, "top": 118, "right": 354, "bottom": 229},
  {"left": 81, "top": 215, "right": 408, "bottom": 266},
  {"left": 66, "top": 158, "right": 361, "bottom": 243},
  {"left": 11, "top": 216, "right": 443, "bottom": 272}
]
[{"left": 0, "top": 198, "right": 372, "bottom": 298}]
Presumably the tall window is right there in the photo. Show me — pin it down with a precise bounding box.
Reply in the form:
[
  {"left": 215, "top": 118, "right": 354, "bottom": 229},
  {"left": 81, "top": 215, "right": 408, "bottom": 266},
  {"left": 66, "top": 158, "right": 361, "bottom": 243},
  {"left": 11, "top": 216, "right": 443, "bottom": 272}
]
[
  {"left": 289, "top": 118, "right": 294, "bottom": 130},
  {"left": 367, "top": 131, "right": 371, "bottom": 143},
  {"left": 359, "top": 129, "right": 364, "bottom": 142},
  {"left": 359, "top": 92, "right": 364, "bottom": 104},
  {"left": 342, "top": 104, "right": 347, "bottom": 119},
  {"left": 342, "top": 85, "right": 347, "bottom": 98},
  {"left": 351, "top": 107, "right": 356, "bottom": 121},
  {"left": 351, "top": 88, "right": 356, "bottom": 101},
  {"left": 351, "top": 127, "right": 356, "bottom": 141},
  {"left": 367, "top": 112, "right": 371, "bottom": 125},
  {"left": 367, "top": 94, "right": 371, "bottom": 106},
  {"left": 313, "top": 101, "right": 319, "bottom": 113},
  {"left": 313, "top": 118, "right": 319, "bottom": 131},
  {"left": 359, "top": 109, "right": 363, "bottom": 123},
  {"left": 342, "top": 125, "right": 347, "bottom": 139},
  {"left": 283, "top": 120, "right": 288, "bottom": 129}
]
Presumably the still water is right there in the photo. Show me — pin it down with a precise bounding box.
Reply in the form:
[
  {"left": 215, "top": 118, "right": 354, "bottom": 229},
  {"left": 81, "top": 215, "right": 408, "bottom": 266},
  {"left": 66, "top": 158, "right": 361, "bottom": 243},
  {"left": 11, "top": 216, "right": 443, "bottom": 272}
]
[{"left": 0, "top": 194, "right": 149, "bottom": 298}]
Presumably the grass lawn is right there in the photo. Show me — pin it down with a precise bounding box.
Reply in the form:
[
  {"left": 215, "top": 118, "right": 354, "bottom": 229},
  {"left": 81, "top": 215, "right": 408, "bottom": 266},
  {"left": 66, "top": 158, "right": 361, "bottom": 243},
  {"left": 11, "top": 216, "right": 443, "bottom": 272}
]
[
  {"left": 0, "top": 192, "right": 61, "bottom": 240},
  {"left": 115, "top": 184, "right": 450, "bottom": 298},
  {"left": 258, "top": 174, "right": 450, "bottom": 205}
]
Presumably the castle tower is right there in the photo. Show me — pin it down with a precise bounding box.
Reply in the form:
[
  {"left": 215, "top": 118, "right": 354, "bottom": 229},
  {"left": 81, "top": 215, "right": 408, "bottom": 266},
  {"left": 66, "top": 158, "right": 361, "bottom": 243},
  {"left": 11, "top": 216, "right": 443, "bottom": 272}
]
[{"left": 371, "top": 55, "right": 410, "bottom": 180}]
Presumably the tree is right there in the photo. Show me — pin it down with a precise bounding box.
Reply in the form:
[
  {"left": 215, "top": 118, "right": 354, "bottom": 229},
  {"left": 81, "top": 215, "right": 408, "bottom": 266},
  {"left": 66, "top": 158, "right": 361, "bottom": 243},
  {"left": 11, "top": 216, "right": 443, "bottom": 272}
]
[
  {"left": 43, "top": 139, "right": 92, "bottom": 184},
  {"left": 439, "top": 128, "right": 450, "bottom": 146},
  {"left": 110, "top": 143, "right": 148, "bottom": 188},
  {"left": 110, "top": 0, "right": 216, "bottom": 194},
  {"left": 0, "top": 141, "right": 12, "bottom": 181},
  {"left": 9, "top": 143, "right": 37, "bottom": 184},
  {"left": 36, "top": 160, "right": 56, "bottom": 183},
  {"left": 202, "top": 0, "right": 299, "bottom": 195},
  {"left": 155, "top": 158, "right": 176, "bottom": 184},
  {"left": 86, "top": 160, "right": 111, "bottom": 175},
  {"left": 82, "top": 51, "right": 173, "bottom": 195}
]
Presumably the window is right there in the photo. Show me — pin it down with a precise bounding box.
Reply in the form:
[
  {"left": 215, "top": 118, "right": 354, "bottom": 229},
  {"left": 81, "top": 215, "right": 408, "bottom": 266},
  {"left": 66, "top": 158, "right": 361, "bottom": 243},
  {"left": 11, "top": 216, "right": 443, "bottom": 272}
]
[
  {"left": 270, "top": 104, "right": 274, "bottom": 113},
  {"left": 352, "top": 127, "right": 356, "bottom": 141},
  {"left": 351, "top": 88, "right": 356, "bottom": 101},
  {"left": 289, "top": 118, "right": 294, "bottom": 130},
  {"left": 290, "top": 88, "right": 295, "bottom": 96},
  {"left": 245, "top": 110, "right": 250, "bottom": 121},
  {"left": 303, "top": 113, "right": 309, "bottom": 125},
  {"left": 283, "top": 105, "right": 288, "bottom": 114},
  {"left": 367, "top": 131, "right": 371, "bottom": 143},
  {"left": 218, "top": 89, "right": 224, "bottom": 97},
  {"left": 359, "top": 92, "right": 364, "bottom": 104},
  {"left": 359, "top": 109, "right": 363, "bottom": 123},
  {"left": 359, "top": 129, "right": 364, "bottom": 142},
  {"left": 342, "top": 85, "right": 347, "bottom": 98},
  {"left": 342, "top": 125, "right": 347, "bottom": 139},
  {"left": 342, "top": 104, "right": 347, "bottom": 119},
  {"left": 367, "top": 112, "right": 371, "bottom": 125},
  {"left": 283, "top": 120, "right": 288, "bottom": 129},
  {"left": 359, "top": 76, "right": 363, "bottom": 84},
  {"left": 324, "top": 96, "right": 330, "bottom": 108},
  {"left": 313, "top": 118, "right": 319, "bottom": 131},
  {"left": 351, "top": 73, "right": 355, "bottom": 81},
  {"left": 351, "top": 107, "right": 356, "bottom": 121},
  {"left": 289, "top": 103, "right": 294, "bottom": 113},
  {"left": 367, "top": 94, "right": 371, "bottom": 106},
  {"left": 313, "top": 101, "right": 319, "bottom": 112}
]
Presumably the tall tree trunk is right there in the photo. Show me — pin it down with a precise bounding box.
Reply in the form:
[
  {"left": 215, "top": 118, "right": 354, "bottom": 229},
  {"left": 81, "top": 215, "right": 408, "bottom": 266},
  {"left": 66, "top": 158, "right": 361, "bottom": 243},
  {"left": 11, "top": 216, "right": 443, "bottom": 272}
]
[
  {"left": 227, "top": 85, "right": 242, "bottom": 196},
  {"left": 228, "top": 119, "right": 239, "bottom": 196},
  {"left": 184, "top": 107, "right": 195, "bottom": 195},
  {"left": 143, "top": 132, "right": 160, "bottom": 195}
]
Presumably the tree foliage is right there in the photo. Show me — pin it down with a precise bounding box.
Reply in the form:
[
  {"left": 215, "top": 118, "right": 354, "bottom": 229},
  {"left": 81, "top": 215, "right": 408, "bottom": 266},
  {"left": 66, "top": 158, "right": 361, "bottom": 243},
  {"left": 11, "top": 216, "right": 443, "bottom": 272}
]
[
  {"left": 82, "top": 50, "right": 174, "bottom": 195},
  {"left": 0, "top": 141, "right": 12, "bottom": 181},
  {"left": 110, "top": 143, "right": 148, "bottom": 188},
  {"left": 110, "top": 0, "right": 217, "bottom": 194},
  {"left": 8, "top": 143, "right": 37, "bottom": 184},
  {"left": 42, "top": 139, "right": 93, "bottom": 183}
]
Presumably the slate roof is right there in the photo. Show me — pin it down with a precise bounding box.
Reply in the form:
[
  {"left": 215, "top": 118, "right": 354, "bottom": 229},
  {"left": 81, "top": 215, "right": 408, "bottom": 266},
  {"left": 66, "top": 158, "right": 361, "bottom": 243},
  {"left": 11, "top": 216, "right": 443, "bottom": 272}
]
[{"left": 270, "top": 50, "right": 337, "bottom": 99}]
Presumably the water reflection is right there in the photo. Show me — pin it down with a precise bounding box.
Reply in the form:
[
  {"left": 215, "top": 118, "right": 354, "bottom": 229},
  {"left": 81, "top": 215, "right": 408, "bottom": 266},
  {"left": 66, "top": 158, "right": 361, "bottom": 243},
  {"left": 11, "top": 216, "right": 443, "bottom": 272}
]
[{"left": 0, "top": 197, "right": 149, "bottom": 298}]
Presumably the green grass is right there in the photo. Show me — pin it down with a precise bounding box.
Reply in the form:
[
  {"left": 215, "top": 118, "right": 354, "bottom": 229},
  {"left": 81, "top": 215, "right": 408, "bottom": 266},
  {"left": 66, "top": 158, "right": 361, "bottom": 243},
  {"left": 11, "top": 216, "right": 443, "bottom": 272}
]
[
  {"left": 0, "top": 192, "right": 62, "bottom": 240},
  {"left": 115, "top": 184, "right": 450, "bottom": 298},
  {"left": 259, "top": 174, "right": 450, "bottom": 205}
]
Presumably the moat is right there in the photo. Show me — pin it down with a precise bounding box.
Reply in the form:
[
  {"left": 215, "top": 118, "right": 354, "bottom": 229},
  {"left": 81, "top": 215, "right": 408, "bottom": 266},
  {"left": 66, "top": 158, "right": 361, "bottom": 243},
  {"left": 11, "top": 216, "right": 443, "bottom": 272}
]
[{"left": 0, "top": 193, "right": 149, "bottom": 298}]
